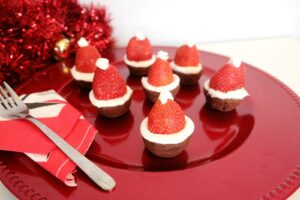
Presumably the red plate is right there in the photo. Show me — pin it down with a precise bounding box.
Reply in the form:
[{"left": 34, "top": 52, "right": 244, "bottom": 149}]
[{"left": 0, "top": 47, "right": 299, "bottom": 200}]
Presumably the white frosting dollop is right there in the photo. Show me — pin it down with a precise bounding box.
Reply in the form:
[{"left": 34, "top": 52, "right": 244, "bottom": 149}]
[
  {"left": 135, "top": 31, "right": 146, "bottom": 40},
  {"left": 140, "top": 116, "right": 194, "bottom": 144},
  {"left": 77, "top": 37, "right": 89, "bottom": 47},
  {"left": 124, "top": 55, "right": 156, "bottom": 68},
  {"left": 170, "top": 61, "right": 202, "bottom": 74},
  {"left": 96, "top": 58, "right": 109, "bottom": 70},
  {"left": 89, "top": 86, "right": 133, "bottom": 108},
  {"left": 229, "top": 57, "right": 242, "bottom": 68},
  {"left": 70, "top": 66, "right": 94, "bottom": 82},
  {"left": 186, "top": 41, "right": 195, "bottom": 48},
  {"left": 141, "top": 74, "right": 180, "bottom": 93},
  {"left": 158, "top": 90, "right": 174, "bottom": 104},
  {"left": 157, "top": 50, "right": 169, "bottom": 60},
  {"left": 204, "top": 80, "right": 249, "bottom": 100}
]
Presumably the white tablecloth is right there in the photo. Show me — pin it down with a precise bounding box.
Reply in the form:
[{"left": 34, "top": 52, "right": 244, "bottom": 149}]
[
  {"left": 0, "top": 181, "right": 18, "bottom": 200},
  {"left": 201, "top": 37, "right": 300, "bottom": 199}
]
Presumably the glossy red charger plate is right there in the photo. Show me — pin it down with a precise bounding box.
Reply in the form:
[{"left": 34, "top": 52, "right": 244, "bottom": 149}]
[{"left": 0, "top": 47, "right": 299, "bottom": 200}]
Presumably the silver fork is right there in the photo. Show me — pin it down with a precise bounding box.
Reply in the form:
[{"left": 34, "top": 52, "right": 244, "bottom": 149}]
[{"left": 0, "top": 82, "right": 116, "bottom": 191}]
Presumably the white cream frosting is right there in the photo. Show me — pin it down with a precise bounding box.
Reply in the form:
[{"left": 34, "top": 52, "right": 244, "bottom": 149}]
[
  {"left": 124, "top": 54, "right": 156, "bottom": 68},
  {"left": 70, "top": 66, "right": 94, "bottom": 82},
  {"left": 158, "top": 90, "right": 174, "bottom": 104},
  {"left": 229, "top": 57, "right": 242, "bottom": 68},
  {"left": 140, "top": 116, "right": 194, "bottom": 144},
  {"left": 170, "top": 61, "right": 202, "bottom": 74},
  {"left": 96, "top": 58, "right": 109, "bottom": 70},
  {"left": 141, "top": 74, "right": 180, "bottom": 93},
  {"left": 186, "top": 41, "right": 195, "bottom": 48},
  {"left": 204, "top": 80, "right": 249, "bottom": 100},
  {"left": 78, "top": 37, "right": 89, "bottom": 47},
  {"left": 157, "top": 50, "right": 169, "bottom": 60},
  {"left": 89, "top": 86, "right": 133, "bottom": 107},
  {"left": 135, "top": 31, "right": 146, "bottom": 40}
]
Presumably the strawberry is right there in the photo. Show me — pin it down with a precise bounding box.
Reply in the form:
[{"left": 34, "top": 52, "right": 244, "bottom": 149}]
[
  {"left": 148, "top": 58, "right": 174, "bottom": 86},
  {"left": 92, "top": 65, "right": 127, "bottom": 100},
  {"left": 126, "top": 36, "right": 153, "bottom": 61},
  {"left": 209, "top": 62, "right": 245, "bottom": 92},
  {"left": 75, "top": 45, "right": 101, "bottom": 73},
  {"left": 148, "top": 99, "right": 186, "bottom": 134},
  {"left": 174, "top": 44, "right": 199, "bottom": 66}
]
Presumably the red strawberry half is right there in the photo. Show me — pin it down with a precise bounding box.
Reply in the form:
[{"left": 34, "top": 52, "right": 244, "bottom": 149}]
[
  {"left": 92, "top": 65, "right": 127, "bottom": 100},
  {"left": 174, "top": 44, "right": 199, "bottom": 66},
  {"left": 148, "top": 58, "right": 174, "bottom": 86},
  {"left": 75, "top": 45, "right": 101, "bottom": 73},
  {"left": 209, "top": 62, "right": 245, "bottom": 92},
  {"left": 148, "top": 99, "right": 186, "bottom": 134},
  {"left": 126, "top": 36, "right": 153, "bottom": 61}
]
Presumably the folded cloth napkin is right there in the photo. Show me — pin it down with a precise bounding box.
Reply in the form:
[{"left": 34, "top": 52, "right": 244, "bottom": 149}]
[{"left": 0, "top": 90, "right": 97, "bottom": 186}]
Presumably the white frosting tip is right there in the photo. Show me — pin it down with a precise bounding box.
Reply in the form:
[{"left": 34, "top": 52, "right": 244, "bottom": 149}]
[
  {"left": 157, "top": 50, "right": 169, "bottom": 61},
  {"left": 135, "top": 31, "right": 146, "bottom": 40},
  {"left": 96, "top": 58, "right": 109, "bottom": 70},
  {"left": 229, "top": 58, "right": 242, "bottom": 68},
  {"left": 77, "top": 37, "right": 89, "bottom": 47},
  {"left": 158, "top": 90, "right": 174, "bottom": 104},
  {"left": 186, "top": 41, "right": 195, "bottom": 48}
]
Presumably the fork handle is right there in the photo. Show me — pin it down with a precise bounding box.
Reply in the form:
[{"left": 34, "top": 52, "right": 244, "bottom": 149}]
[{"left": 25, "top": 116, "right": 116, "bottom": 191}]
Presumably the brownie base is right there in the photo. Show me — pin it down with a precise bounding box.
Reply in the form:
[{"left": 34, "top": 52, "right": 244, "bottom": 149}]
[
  {"left": 173, "top": 70, "right": 202, "bottom": 85},
  {"left": 75, "top": 80, "right": 92, "bottom": 89},
  {"left": 143, "top": 136, "right": 191, "bottom": 158},
  {"left": 204, "top": 87, "right": 242, "bottom": 112},
  {"left": 98, "top": 98, "right": 132, "bottom": 118},
  {"left": 143, "top": 84, "right": 180, "bottom": 102},
  {"left": 127, "top": 65, "right": 150, "bottom": 76}
]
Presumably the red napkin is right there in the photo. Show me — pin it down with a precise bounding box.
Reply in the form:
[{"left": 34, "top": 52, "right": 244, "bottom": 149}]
[{"left": 0, "top": 90, "right": 97, "bottom": 186}]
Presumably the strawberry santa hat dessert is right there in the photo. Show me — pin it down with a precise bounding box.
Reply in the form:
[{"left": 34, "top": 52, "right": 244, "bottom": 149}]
[
  {"left": 140, "top": 90, "right": 194, "bottom": 158},
  {"left": 124, "top": 31, "right": 156, "bottom": 75},
  {"left": 204, "top": 58, "right": 249, "bottom": 112},
  {"left": 89, "top": 58, "right": 133, "bottom": 118},
  {"left": 170, "top": 42, "right": 202, "bottom": 85},
  {"left": 141, "top": 51, "right": 180, "bottom": 102},
  {"left": 71, "top": 37, "right": 101, "bottom": 88}
]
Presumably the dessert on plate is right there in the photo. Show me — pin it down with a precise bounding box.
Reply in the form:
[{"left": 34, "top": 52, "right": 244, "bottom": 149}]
[
  {"left": 124, "top": 31, "right": 156, "bottom": 75},
  {"left": 203, "top": 58, "right": 249, "bottom": 112},
  {"left": 141, "top": 51, "right": 180, "bottom": 102},
  {"left": 89, "top": 58, "right": 133, "bottom": 118},
  {"left": 170, "top": 43, "right": 202, "bottom": 85},
  {"left": 71, "top": 37, "right": 101, "bottom": 88},
  {"left": 140, "top": 91, "right": 194, "bottom": 158}
]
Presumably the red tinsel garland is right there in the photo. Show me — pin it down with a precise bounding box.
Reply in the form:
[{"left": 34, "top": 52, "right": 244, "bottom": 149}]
[{"left": 0, "top": 0, "right": 114, "bottom": 86}]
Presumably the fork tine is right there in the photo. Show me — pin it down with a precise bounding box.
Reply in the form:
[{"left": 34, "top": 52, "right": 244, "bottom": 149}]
[
  {"left": 0, "top": 101, "right": 5, "bottom": 110},
  {"left": 0, "top": 85, "right": 15, "bottom": 107},
  {"left": 0, "top": 92, "right": 9, "bottom": 109},
  {"left": 3, "top": 82, "right": 23, "bottom": 106},
  {"left": 0, "top": 102, "right": 7, "bottom": 114}
]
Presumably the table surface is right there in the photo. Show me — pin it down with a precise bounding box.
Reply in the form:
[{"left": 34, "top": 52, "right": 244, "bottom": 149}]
[
  {"left": 0, "top": 181, "right": 18, "bottom": 200},
  {"left": 200, "top": 37, "right": 300, "bottom": 199}
]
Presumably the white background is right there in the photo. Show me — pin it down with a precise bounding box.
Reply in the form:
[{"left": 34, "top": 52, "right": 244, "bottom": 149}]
[{"left": 80, "top": 0, "right": 300, "bottom": 46}]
